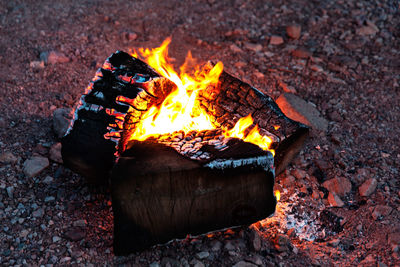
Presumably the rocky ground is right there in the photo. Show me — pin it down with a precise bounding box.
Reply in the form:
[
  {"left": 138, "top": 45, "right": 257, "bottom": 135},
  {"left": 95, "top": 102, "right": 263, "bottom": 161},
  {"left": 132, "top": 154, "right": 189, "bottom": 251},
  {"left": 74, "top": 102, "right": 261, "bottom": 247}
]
[{"left": 0, "top": 0, "right": 399, "bottom": 266}]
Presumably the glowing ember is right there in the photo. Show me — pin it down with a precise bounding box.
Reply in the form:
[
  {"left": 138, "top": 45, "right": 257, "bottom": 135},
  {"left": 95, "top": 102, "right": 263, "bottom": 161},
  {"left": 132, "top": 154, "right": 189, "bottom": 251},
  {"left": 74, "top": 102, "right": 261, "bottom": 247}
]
[
  {"left": 275, "top": 190, "right": 281, "bottom": 202},
  {"left": 130, "top": 38, "right": 274, "bottom": 154}
]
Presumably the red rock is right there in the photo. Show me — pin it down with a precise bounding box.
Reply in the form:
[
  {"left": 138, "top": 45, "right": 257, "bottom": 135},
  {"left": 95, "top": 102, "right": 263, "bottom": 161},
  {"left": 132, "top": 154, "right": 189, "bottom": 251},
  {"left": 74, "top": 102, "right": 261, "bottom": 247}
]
[
  {"left": 244, "top": 42, "right": 262, "bottom": 53},
  {"left": 291, "top": 169, "right": 307, "bottom": 179},
  {"left": 0, "top": 152, "right": 18, "bottom": 164},
  {"left": 269, "top": 35, "right": 284, "bottom": 45},
  {"left": 286, "top": 25, "right": 301, "bottom": 39},
  {"left": 291, "top": 48, "right": 312, "bottom": 59},
  {"left": 322, "top": 177, "right": 352, "bottom": 197},
  {"left": 327, "top": 192, "right": 344, "bottom": 207},
  {"left": 372, "top": 205, "right": 393, "bottom": 220},
  {"left": 276, "top": 93, "right": 329, "bottom": 131},
  {"left": 49, "top": 143, "right": 63, "bottom": 164},
  {"left": 359, "top": 178, "right": 378, "bottom": 197}
]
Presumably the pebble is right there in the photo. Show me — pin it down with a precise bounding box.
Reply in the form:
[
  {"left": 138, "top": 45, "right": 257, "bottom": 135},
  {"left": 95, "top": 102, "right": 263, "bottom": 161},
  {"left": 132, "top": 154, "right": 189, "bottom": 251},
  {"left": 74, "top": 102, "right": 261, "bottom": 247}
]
[
  {"left": 286, "top": 25, "right": 301, "bottom": 39},
  {"left": 291, "top": 48, "right": 312, "bottom": 59},
  {"left": 224, "top": 240, "right": 236, "bottom": 251},
  {"left": 52, "top": 236, "right": 61, "bottom": 243},
  {"left": 327, "top": 192, "right": 344, "bottom": 207},
  {"left": 32, "top": 208, "right": 44, "bottom": 218},
  {"left": 244, "top": 42, "right": 263, "bottom": 53},
  {"left": 64, "top": 228, "right": 85, "bottom": 241},
  {"left": 372, "top": 205, "right": 393, "bottom": 220},
  {"left": 6, "top": 186, "right": 14, "bottom": 198},
  {"left": 73, "top": 219, "right": 87, "bottom": 227},
  {"left": 269, "top": 35, "right": 284, "bottom": 45},
  {"left": 123, "top": 31, "right": 138, "bottom": 41},
  {"left": 40, "top": 51, "right": 70, "bottom": 64},
  {"left": 53, "top": 108, "right": 73, "bottom": 139},
  {"left": 322, "top": 177, "right": 352, "bottom": 197},
  {"left": 276, "top": 93, "right": 329, "bottom": 131},
  {"left": 42, "top": 176, "right": 54, "bottom": 184},
  {"left": 23, "top": 156, "right": 49, "bottom": 178},
  {"left": 233, "top": 261, "right": 257, "bottom": 267},
  {"left": 273, "top": 233, "right": 291, "bottom": 252},
  {"left": 358, "top": 178, "right": 377, "bottom": 197},
  {"left": 291, "top": 169, "right": 307, "bottom": 180},
  {"left": 29, "top": 60, "right": 45, "bottom": 69},
  {"left": 249, "top": 229, "right": 262, "bottom": 251},
  {"left": 210, "top": 240, "right": 222, "bottom": 251},
  {"left": 356, "top": 21, "right": 379, "bottom": 36},
  {"left": 230, "top": 44, "right": 243, "bottom": 53},
  {"left": 196, "top": 251, "right": 209, "bottom": 260},
  {"left": 44, "top": 196, "right": 55, "bottom": 202},
  {"left": 49, "top": 143, "right": 63, "bottom": 164},
  {"left": 0, "top": 152, "right": 18, "bottom": 164}
]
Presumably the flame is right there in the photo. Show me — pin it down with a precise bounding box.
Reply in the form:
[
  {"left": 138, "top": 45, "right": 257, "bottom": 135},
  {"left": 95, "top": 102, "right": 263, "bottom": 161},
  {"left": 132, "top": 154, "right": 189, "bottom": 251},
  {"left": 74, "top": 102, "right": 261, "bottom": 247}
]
[
  {"left": 129, "top": 38, "right": 274, "bottom": 154},
  {"left": 275, "top": 190, "right": 281, "bottom": 202}
]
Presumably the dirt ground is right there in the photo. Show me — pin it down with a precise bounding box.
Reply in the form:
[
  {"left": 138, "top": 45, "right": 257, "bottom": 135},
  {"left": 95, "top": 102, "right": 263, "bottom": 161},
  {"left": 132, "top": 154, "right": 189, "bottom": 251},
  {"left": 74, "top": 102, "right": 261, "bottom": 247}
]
[{"left": 0, "top": 0, "right": 399, "bottom": 266}]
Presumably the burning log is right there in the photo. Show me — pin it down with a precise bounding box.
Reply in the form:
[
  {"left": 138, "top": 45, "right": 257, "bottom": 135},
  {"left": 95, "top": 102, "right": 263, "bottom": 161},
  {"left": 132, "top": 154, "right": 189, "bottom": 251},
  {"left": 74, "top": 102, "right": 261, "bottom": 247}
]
[{"left": 61, "top": 40, "right": 309, "bottom": 255}]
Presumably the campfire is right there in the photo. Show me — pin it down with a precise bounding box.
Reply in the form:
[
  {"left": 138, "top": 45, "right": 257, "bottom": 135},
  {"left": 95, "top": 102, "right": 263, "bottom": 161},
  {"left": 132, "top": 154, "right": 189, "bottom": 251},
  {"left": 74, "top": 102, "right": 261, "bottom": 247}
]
[{"left": 61, "top": 39, "right": 309, "bottom": 254}]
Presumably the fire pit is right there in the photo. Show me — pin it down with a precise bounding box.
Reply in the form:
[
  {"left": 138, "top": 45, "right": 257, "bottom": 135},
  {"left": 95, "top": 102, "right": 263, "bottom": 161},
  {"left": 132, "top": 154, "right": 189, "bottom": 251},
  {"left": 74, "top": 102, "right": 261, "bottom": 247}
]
[{"left": 61, "top": 39, "right": 308, "bottom": 254}]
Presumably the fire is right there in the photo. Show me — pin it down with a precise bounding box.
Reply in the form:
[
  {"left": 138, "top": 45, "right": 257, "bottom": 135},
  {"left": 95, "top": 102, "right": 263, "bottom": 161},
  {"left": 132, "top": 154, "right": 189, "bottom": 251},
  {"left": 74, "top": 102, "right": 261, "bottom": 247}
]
[
  {"left": 275, "top": 190, "right": 281, "bottom": 202},
  {"left": 129, "top": 38, "right": 274, "bottom": 154}
]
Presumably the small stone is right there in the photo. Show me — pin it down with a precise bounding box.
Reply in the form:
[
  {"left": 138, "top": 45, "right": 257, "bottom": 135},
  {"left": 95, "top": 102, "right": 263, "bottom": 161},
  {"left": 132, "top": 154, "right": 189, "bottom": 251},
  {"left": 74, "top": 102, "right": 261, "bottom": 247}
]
[
  {"left": 291, "top": 48, "right": 312, "bottom": 59},
  {"left": 322, "top": 177, "right": 352, "bottom": 197},
  {"left": 359, "top": 178, "right": 378, "bottom": 197},
  {"left": 244, "top": 42, "right": 263, "bottom": 53},
  {"left": 356, "top": 21, "right": 379, "bottom": 36},
  {"left": 20, "top": 229, "right": 29, "bottom": 238},
  {"left": 32, "top": 208, "right": 44, "bottom": 218},
  {"left": 44, "top": 196, "right": 55, "bottom": 202},
  {"left": 193, "top": 261, "right": 205, "bottom": 267},
  {"left": 230, "top": 44, "right": 243, "bottom": 53},
  {"left": 249, "top": 229, "right": 262, "bottom": 251},
  {"left": 52, "top": 236, "right": 61, "bottom": 243},
  {"left": 149, "top": 262, "right": 161, "bottom": 267},
  {"left": 233, "top": 261, "right": 257, "bottom": 267},
  {"left": 286, "top": 25, "right": 301, "bottom": 39},
  {"left": 273, "top": 233, "right": 291, "bottom": 252},
  {"left": 310, "top": 65, "right": 323, "bottom": 72},
  {"left": 281, "top": 175, "right": 295, "bottom": 187},
  {"left": 53, "top": 108, "right": 72, "bottom": 139},
  {"left": 224, "top": 240, "right": 236, "bottom": 250},
  {"left": 359, "top": 254, "right": 376, "bottom": 266},
  {"left": 246, "top": 255, "right": 263, "bottom": 266},
  {"left": 372, "top": 205, "right": 393, "bottom": 220},
  {"left": 196, "top": 251, "right": 209, "bottom": 260},
  {"left": 276, "top": 93, "right": 329, "bottom": 131},
  {"left": 73, "top": 219, "right": 87, "bottom": 227},
  {"left": 30, "top": 61, "right": 45, "bottom": 69},
  {"left": 210, "top": 240, "right": 222, "bottom": 251},
  {"left": 64, "top": 228, "right": 85, "bottom": 241},
  {"left": 126, "top": 31, "right": 138, "bottom": 41},
  {"left": 6, "top": 186, "right": 14, "bottom": 198},
  {"left": 40, "top": 51, "right": 70, "bottom": 64},
  {"left": 291, "top": 169, "right": 307, "bottom": 179},
  {"left": 49, "top": 143, "right": 63, "bottom": 164},
  {"left": 269, "top": 35, "right": 284, "bottom": 45},
  {"left": 42, "top": 176, "right": 54, "bottom": 184},
  {"left": 327, "top": 192, "right": 344, "bottom": 207},
  {"left": 23, "top": 156, "right": 49, "bottom": 177},
  {"left": 0, "top": 152, "right": 18, "bottom": 164}
]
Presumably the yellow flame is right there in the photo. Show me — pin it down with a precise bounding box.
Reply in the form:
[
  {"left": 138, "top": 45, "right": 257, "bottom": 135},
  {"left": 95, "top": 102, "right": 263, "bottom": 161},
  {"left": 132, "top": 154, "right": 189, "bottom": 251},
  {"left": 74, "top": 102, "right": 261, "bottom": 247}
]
[
  {"left": 275, "top": 190, "right": 281, "bottom": 202},
  {"left": 129, "top": 38, "right": 274, "bottom": 154}
]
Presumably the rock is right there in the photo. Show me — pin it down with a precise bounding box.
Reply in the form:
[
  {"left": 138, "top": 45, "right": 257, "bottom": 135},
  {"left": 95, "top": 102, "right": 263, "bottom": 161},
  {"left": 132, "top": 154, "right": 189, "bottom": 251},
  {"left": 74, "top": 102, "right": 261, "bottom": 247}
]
[
  {"left": 388, "top": 232, "right": 400, "bottom": 248},
  {"left": 32, "top": 208, "right": 44, "bottom": 218},
  {"left": 356, "top": 21, "right": 379, "bottom": 36},
  {"left": 291, "top": 48, "right": 312, "bottom": 59},
  {"left": 149, "top": 262, "right": 161, "bottom": 267},
  {"left": 73, "top": 219, "right": 87, "bottom": 227},
  {"left": 246, "top": 255, "right": 263, "bottom": 266},
  {"left": 281, "top": 175, "right": 295, "bottom": 187},
  {"left": 210, "top": 240, "right": 222, "bottom": 251},
  {"left": 53, "top": 108, "right": 73, "bottom": 138},
  {"left": 44, "top": 196, "right": 55, "bottom": 202},
  {"left": 30, "top": 60, "right": 45, "bottom": 69},
  {"left": 23, "top": 156, "right": 49, "bottom": 177},
  {"left": 52, "top": 236, "right": 61, "bottom": 243},
  {"left": 123, "top": 31, "right": 138, "bottom": 41},
  {"left": 0, "top": 152, "right": 18, "bottom": 164},
  {"left": 6, "top": 186, "right": 14, "bottom": 198},
  {"left": 359, "top": 254, "right": 376, "bottom": 267},
  {"left": 328, "top": 192, "right": 344, "bottom": 207},
  {"left": 322, "top": 177, "right": 352, "bottom": 197},
  {"left": 64, "top": 228, "right": 85, "bottom": 241},
  {"left": 372, "top": 205, "right": 393, "bottom": 220},
  {"left": 42, "top": 176, "right": 54, "bottom": 184},
  {"left": 359, "top": 178, "right": 377, "bottom": 197},
  {"left": 230, "top": 44, "right": 243, "bottom": 53},
  {"left": 224, "top": 240, "right": 236, "bottom": 251},
  {"left": 244, "top": 42, "right": 263, "bottom": 53},
  {"left": 249, "top": 229, "right": 262, "bottom": 251},
  {"left": 40, "top": 51, "right": 70, "bottom": 64},
  {"left": 49, "top": 143, "right": 63, "bottom": 164},
  {"left": 276, "top": 93, "right": 329, "bottom": 131},
  {"left": 286, "top": 25, "right": 301, "bottom": 39},
  {"left": 273, "top": 233, "right": 291, "bottom": 252},
  {"left": 269, "top": 35, "right": 284, "bottom": 45},
  {"left": 291, "top": 169, "right": 307, "bottom": 180},
  {"left": 233, "top": 261, "right": 257, "bottom": 267},
  {"left": 196, "top": 251, "right": 209, "bottom": 260}
]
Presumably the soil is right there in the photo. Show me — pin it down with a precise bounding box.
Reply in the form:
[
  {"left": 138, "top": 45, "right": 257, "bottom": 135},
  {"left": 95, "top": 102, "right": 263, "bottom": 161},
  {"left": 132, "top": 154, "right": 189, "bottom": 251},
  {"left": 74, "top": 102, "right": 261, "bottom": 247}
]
[{"left": 0, "top": 0, "right": 399, "bottom": 266}]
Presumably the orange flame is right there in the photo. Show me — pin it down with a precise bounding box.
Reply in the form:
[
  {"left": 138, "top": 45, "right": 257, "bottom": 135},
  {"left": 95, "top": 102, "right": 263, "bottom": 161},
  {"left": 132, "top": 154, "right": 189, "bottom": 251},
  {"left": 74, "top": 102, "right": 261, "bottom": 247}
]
[
  {"left": 129, "top": 38, "right": 274, "bottom": 154},
  {"left": 275, "top": 190, "right": 281, "bottom": 201}
]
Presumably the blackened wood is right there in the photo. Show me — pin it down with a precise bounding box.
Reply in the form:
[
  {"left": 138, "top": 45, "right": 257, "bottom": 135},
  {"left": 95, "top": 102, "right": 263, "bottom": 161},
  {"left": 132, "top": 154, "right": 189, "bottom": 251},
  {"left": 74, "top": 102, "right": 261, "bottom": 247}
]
[{"left": 111, "top": 140, "right": 276, "bottom": 255}]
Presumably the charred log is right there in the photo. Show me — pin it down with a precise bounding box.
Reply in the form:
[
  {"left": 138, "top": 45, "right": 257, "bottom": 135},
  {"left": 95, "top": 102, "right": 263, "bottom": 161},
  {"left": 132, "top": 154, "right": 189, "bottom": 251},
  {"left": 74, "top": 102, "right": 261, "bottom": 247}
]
[{"left": 112, "top": 136, "right": 275, "bottom": 255}]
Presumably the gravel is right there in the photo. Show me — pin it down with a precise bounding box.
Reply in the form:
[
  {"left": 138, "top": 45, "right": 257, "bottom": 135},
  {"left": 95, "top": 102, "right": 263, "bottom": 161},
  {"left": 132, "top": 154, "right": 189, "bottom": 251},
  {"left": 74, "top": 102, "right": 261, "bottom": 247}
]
[{"left": 0, "top": 0, "right": 399, "bottom": 266}]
